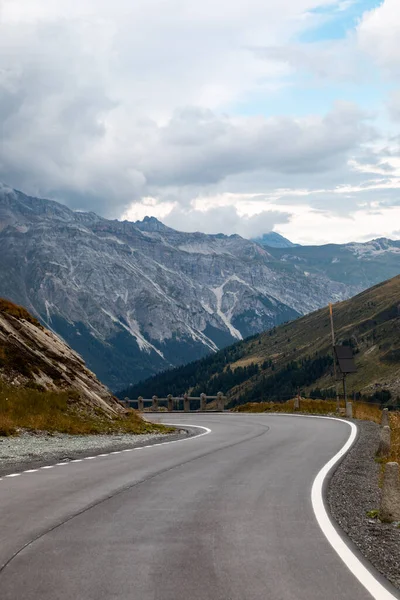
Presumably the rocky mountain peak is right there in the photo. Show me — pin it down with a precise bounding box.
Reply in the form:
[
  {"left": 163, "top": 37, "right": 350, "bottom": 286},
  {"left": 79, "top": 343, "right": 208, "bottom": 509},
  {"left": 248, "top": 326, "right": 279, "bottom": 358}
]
[
  {"left": 252, "top": 232, "right": 297, "bottom": 248},
  {"left": 134, "top": 215, "right": 174, "bottom": 233},
  {"left": 0, "top": 184, "right": 400, "bottom": 391}
]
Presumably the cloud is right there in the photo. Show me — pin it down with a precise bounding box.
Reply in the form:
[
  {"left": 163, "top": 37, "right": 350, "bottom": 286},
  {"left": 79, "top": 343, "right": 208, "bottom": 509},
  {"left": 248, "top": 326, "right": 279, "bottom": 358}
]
[
  {"left": 357, "top": 0, "right": 400, "bottom": 77},
  {"left": 254, "top": 40, "right": 363, "bottom": 82},
  {"left": 137, "top": 102, "right": 374, "bottom": 188},
  {"left": 0, "top": 0, "right": 399, "bottom": 242}
]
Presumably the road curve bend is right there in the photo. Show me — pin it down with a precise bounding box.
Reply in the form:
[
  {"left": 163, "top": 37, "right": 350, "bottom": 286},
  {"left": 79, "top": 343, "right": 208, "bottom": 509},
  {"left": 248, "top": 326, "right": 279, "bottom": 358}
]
[{"left": 0, "top": 413, "right": 398, "bottom": 600}]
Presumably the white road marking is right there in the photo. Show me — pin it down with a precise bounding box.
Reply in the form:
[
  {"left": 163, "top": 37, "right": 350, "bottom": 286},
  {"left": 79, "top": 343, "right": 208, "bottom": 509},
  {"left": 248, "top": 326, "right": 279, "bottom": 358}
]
[
  {"left": 150, "top": 424, "right": 211, "bottom": 444},
  {"left": 310, "top": 417, "right": 398, "bottom": 600},
  {"left": 0, "top": 425, "right": 211, "bottom": 481},
  {"left": 241, "top": 412, "right": 399, "bottom": 598}
]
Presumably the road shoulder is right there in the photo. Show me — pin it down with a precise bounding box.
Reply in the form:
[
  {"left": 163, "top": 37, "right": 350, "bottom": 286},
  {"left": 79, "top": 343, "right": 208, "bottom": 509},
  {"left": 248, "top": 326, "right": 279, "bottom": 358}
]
[
  {"left": 0, "top": 428, "right": 193, "bottom": 477},
  {"left": 328, "top": 420, "right": 400, "bottom": 591}
]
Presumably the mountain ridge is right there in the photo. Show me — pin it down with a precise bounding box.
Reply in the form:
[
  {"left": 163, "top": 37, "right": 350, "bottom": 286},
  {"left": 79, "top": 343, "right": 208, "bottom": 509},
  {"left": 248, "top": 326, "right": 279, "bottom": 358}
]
[
  {"left": 1, "top": 183, "right": 400, "bottom": 391},
  {"left": 252, "top": 232, "right": 298, "bottom": 248}
]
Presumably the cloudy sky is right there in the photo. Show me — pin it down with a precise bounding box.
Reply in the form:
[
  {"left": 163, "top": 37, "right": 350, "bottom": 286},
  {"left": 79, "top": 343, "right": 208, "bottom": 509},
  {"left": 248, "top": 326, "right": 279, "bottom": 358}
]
[{"left": 1, "top": 0, "right": 400, "bottom": 244}]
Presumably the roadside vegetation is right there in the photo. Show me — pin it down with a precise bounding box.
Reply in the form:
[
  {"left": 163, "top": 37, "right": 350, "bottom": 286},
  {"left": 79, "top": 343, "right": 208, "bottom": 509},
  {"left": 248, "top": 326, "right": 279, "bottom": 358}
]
[
  {"left": 233, "top": 398, "right": 380, "bottom": 420},
  {"left": 390, "top": 411, "right": 400, "bottom": 463},
  {"left": 0, "top": 382, "right": 171, "bottom": 437},
  {"left": 0, "top": 298, "right": 42, "bottom": 327}
]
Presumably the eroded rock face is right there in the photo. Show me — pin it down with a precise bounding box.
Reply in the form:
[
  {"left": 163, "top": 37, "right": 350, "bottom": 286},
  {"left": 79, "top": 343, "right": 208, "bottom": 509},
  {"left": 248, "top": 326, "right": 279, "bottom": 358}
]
[
  {"left": 1, "top": 184, "right": 400, "bottom": 390},
  {"left": 0, "top": 303, "right": 123, "bottom": 417}
]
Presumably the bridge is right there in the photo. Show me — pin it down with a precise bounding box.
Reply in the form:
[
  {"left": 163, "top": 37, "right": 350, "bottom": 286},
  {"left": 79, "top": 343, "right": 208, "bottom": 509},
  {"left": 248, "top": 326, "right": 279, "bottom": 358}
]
[{"left": 124, "top": 392, "right": 226, "bottom": 412}]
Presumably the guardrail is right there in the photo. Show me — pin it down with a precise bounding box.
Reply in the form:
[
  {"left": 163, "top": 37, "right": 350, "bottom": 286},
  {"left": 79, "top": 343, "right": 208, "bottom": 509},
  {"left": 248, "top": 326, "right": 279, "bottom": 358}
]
[{"left": 123, "top": 392, "right": 226, "bottom": 412}]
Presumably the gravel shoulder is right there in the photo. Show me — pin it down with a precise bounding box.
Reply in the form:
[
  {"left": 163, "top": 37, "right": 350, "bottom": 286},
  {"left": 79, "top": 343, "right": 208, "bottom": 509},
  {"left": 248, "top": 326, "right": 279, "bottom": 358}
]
[
  {"left": 328, "top": 420, "right": 400, "bottom": 590},
  {"left": 0, "top": 427, "right": 193, "bottom": 477}
]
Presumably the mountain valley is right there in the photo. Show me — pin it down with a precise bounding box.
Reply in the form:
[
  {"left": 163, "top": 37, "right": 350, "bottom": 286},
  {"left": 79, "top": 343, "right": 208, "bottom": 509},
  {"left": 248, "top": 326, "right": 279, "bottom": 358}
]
[{"left": 1, "top": 182, "right": 400, "bottom": 391}]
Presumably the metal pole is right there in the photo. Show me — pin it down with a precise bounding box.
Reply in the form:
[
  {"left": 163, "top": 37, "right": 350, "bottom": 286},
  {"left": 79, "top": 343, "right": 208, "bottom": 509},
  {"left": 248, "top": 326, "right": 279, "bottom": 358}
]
[{"left": 329, "top": 303, "right": 340, "bottom": 413}]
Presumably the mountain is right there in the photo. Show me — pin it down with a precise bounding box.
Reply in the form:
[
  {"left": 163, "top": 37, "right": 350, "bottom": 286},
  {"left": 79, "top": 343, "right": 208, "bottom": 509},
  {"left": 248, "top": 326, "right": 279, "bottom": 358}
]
[
  {"left": 125, "top": 275, "right": 400, "bottom": 405},
  {"left": 265, "top": 239, "right": 400, "bottom": 287},
  {"left": 0, "top": 298, "right": 123, "bottom": 417},
  {"left": 252, "top": 232, "right": 298, "bottom": 248},
  {"left": 1, "top": 183, "right": 400, "bottom": 391}
]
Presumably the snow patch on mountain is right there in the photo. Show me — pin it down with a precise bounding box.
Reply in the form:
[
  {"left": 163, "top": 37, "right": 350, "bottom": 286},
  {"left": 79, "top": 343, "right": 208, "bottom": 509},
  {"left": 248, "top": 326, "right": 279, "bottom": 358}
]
[
  {"left": 212, "top": 280, "right": 243, "bottom": 340},
  {"left": 347, "top": 238, "right": 400, "bottom": 257},
  {"left": 101, "top": 308, "right": 165, "bottom": 358}
]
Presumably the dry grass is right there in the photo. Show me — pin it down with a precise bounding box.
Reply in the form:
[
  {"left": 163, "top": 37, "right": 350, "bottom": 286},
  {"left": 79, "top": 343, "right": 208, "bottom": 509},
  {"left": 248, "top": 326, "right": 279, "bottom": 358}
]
[
  {"left": 234, "top": 398, "right": 339, "bottom": 414},
  {"left": 234, "top": 397, "right": 385, "bottom": 421},
  {"left": 389, "top": 412, "right": 400, "bottom": 463},
  {"left": 353, "top": 402, "right": 382, "bottom": 424},
  {"left": 0, "top": 298, "right": 41, "bottom": 328},
  {"left": 0, "top": 383, "right": 171, "bottom": 437}
]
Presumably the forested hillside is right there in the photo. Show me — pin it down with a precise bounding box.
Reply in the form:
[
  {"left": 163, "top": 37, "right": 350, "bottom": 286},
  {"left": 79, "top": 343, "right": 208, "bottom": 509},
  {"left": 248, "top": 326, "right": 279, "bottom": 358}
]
[{"left": 121, "top": 275, "right": 400, "bottom": 407}]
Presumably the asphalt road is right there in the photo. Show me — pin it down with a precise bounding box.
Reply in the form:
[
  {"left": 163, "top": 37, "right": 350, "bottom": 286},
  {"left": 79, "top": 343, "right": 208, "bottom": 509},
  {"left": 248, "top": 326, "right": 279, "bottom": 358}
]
[{"left": 0, "top": 414, "right": 398, "bottom": 600}]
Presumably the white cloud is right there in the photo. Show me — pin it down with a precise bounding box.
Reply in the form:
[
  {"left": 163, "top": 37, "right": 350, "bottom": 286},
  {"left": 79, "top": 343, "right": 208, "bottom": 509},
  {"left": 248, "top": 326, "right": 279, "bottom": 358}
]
[
  {"left": 357, "top": 0, "right": 400, "bottom": 76},
  {"left": 278, "top": 204, "right": 400, "bottom": 245},
  {"left": 0, "top": 0, "right": 399, "bottom": 242}
]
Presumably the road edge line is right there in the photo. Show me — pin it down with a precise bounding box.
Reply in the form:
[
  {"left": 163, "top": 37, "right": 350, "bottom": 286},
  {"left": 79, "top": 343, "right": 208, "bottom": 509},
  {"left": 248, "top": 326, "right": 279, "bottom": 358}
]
[
  {"left": 310, "top": 417, "right": 398, "bottom": 600},
  {"left": 0, "top": 425, "right": 211, "bottom": 482}
]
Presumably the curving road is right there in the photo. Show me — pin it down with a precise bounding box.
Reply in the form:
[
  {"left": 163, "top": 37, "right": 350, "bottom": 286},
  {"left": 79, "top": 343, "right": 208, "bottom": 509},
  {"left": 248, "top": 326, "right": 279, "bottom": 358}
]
[{"left": 0, "top": 414, "right": 398, "bottom": 600}]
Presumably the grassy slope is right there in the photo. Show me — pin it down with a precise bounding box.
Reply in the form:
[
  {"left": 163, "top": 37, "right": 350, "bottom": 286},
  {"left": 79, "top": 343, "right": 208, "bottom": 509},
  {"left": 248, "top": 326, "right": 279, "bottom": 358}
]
[
  {"left": 0, "top": 382, "right": 169, "bottom": 437},
  {"left": 126, "top": 275, "right": 400, "bottom": 403},
  {"left": 229, "top": 274, "right": 400, "bottom": 399},
  {"left": 0, "top": 299, "right": 170, "bottom": 436},
  {"left": 0, "top": 298, "right": 42, "bottom": 327}
]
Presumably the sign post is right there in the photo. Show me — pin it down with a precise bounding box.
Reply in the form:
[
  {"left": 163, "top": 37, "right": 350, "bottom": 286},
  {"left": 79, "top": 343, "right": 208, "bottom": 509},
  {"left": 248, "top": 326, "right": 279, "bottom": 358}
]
[
  {"left": 329, "top": 303, "right": 340, "bottom": 413},
  {"left": 334, "top": 345, "right": 357, "bottom": 417}
]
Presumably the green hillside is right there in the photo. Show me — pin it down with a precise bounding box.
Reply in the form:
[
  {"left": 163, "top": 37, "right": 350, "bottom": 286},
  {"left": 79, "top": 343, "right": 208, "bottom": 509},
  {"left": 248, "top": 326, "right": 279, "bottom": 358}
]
[{"left": 121, "top": 275, "right": 400, "bottom": 407}]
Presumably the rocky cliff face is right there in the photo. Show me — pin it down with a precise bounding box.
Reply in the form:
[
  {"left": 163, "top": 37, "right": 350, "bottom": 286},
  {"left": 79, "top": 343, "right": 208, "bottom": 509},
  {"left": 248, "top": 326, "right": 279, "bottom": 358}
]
[
  {"left": 0, "top": 299, "right": 123, "bottom": 417},
  {"left": 1, "top": 183, "right": 400, "bottom": 390}
]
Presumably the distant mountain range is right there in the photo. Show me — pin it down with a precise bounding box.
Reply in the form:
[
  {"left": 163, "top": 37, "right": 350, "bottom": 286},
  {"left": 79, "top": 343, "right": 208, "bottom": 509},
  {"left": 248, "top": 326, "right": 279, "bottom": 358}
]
[{"left": 1, "top": 182, "right": 400, "bottom": 391}]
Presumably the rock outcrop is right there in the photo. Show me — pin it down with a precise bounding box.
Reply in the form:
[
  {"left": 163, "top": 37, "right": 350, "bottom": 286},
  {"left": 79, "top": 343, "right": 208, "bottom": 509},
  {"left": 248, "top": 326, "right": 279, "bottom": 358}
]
[{"left": 0, "top": 299, "right": 123, "bottom": 417}]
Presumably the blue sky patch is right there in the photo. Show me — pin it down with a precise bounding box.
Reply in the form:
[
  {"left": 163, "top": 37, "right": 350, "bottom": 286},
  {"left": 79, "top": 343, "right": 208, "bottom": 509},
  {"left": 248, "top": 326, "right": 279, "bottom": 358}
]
[{"left": 299, "top": 0, "right": 383, "bottom": 43}]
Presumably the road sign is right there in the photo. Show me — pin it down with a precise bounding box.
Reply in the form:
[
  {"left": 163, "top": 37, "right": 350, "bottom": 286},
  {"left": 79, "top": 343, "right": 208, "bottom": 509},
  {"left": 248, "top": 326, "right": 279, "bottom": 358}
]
[{"left": 334, "top": 345, "right": 357, "bottom": 374}]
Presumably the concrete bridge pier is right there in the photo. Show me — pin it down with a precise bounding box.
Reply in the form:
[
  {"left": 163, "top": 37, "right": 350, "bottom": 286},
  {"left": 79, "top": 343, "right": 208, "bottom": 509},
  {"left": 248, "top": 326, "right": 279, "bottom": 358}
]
[
  {"left": 138, "top": 396, "right": 144, "bottom": 411},
  {"left": 200, "top": 393, "right": 207, "bottom": 412},
  {"left": 184, "top": 393, "right": 190, "bottom": 413},
  {"left": 152, "top": 395, "right": 159, "bottom": 411},
  {"left": 167, "top": 394, "right": 174, "bottom": 412}
]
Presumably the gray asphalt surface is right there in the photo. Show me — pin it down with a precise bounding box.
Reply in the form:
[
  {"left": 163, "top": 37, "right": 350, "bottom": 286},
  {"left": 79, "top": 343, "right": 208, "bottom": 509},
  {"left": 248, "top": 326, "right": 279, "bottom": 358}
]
[{"left": 0, "top": 414, "right": 398, "bottom": 600}]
